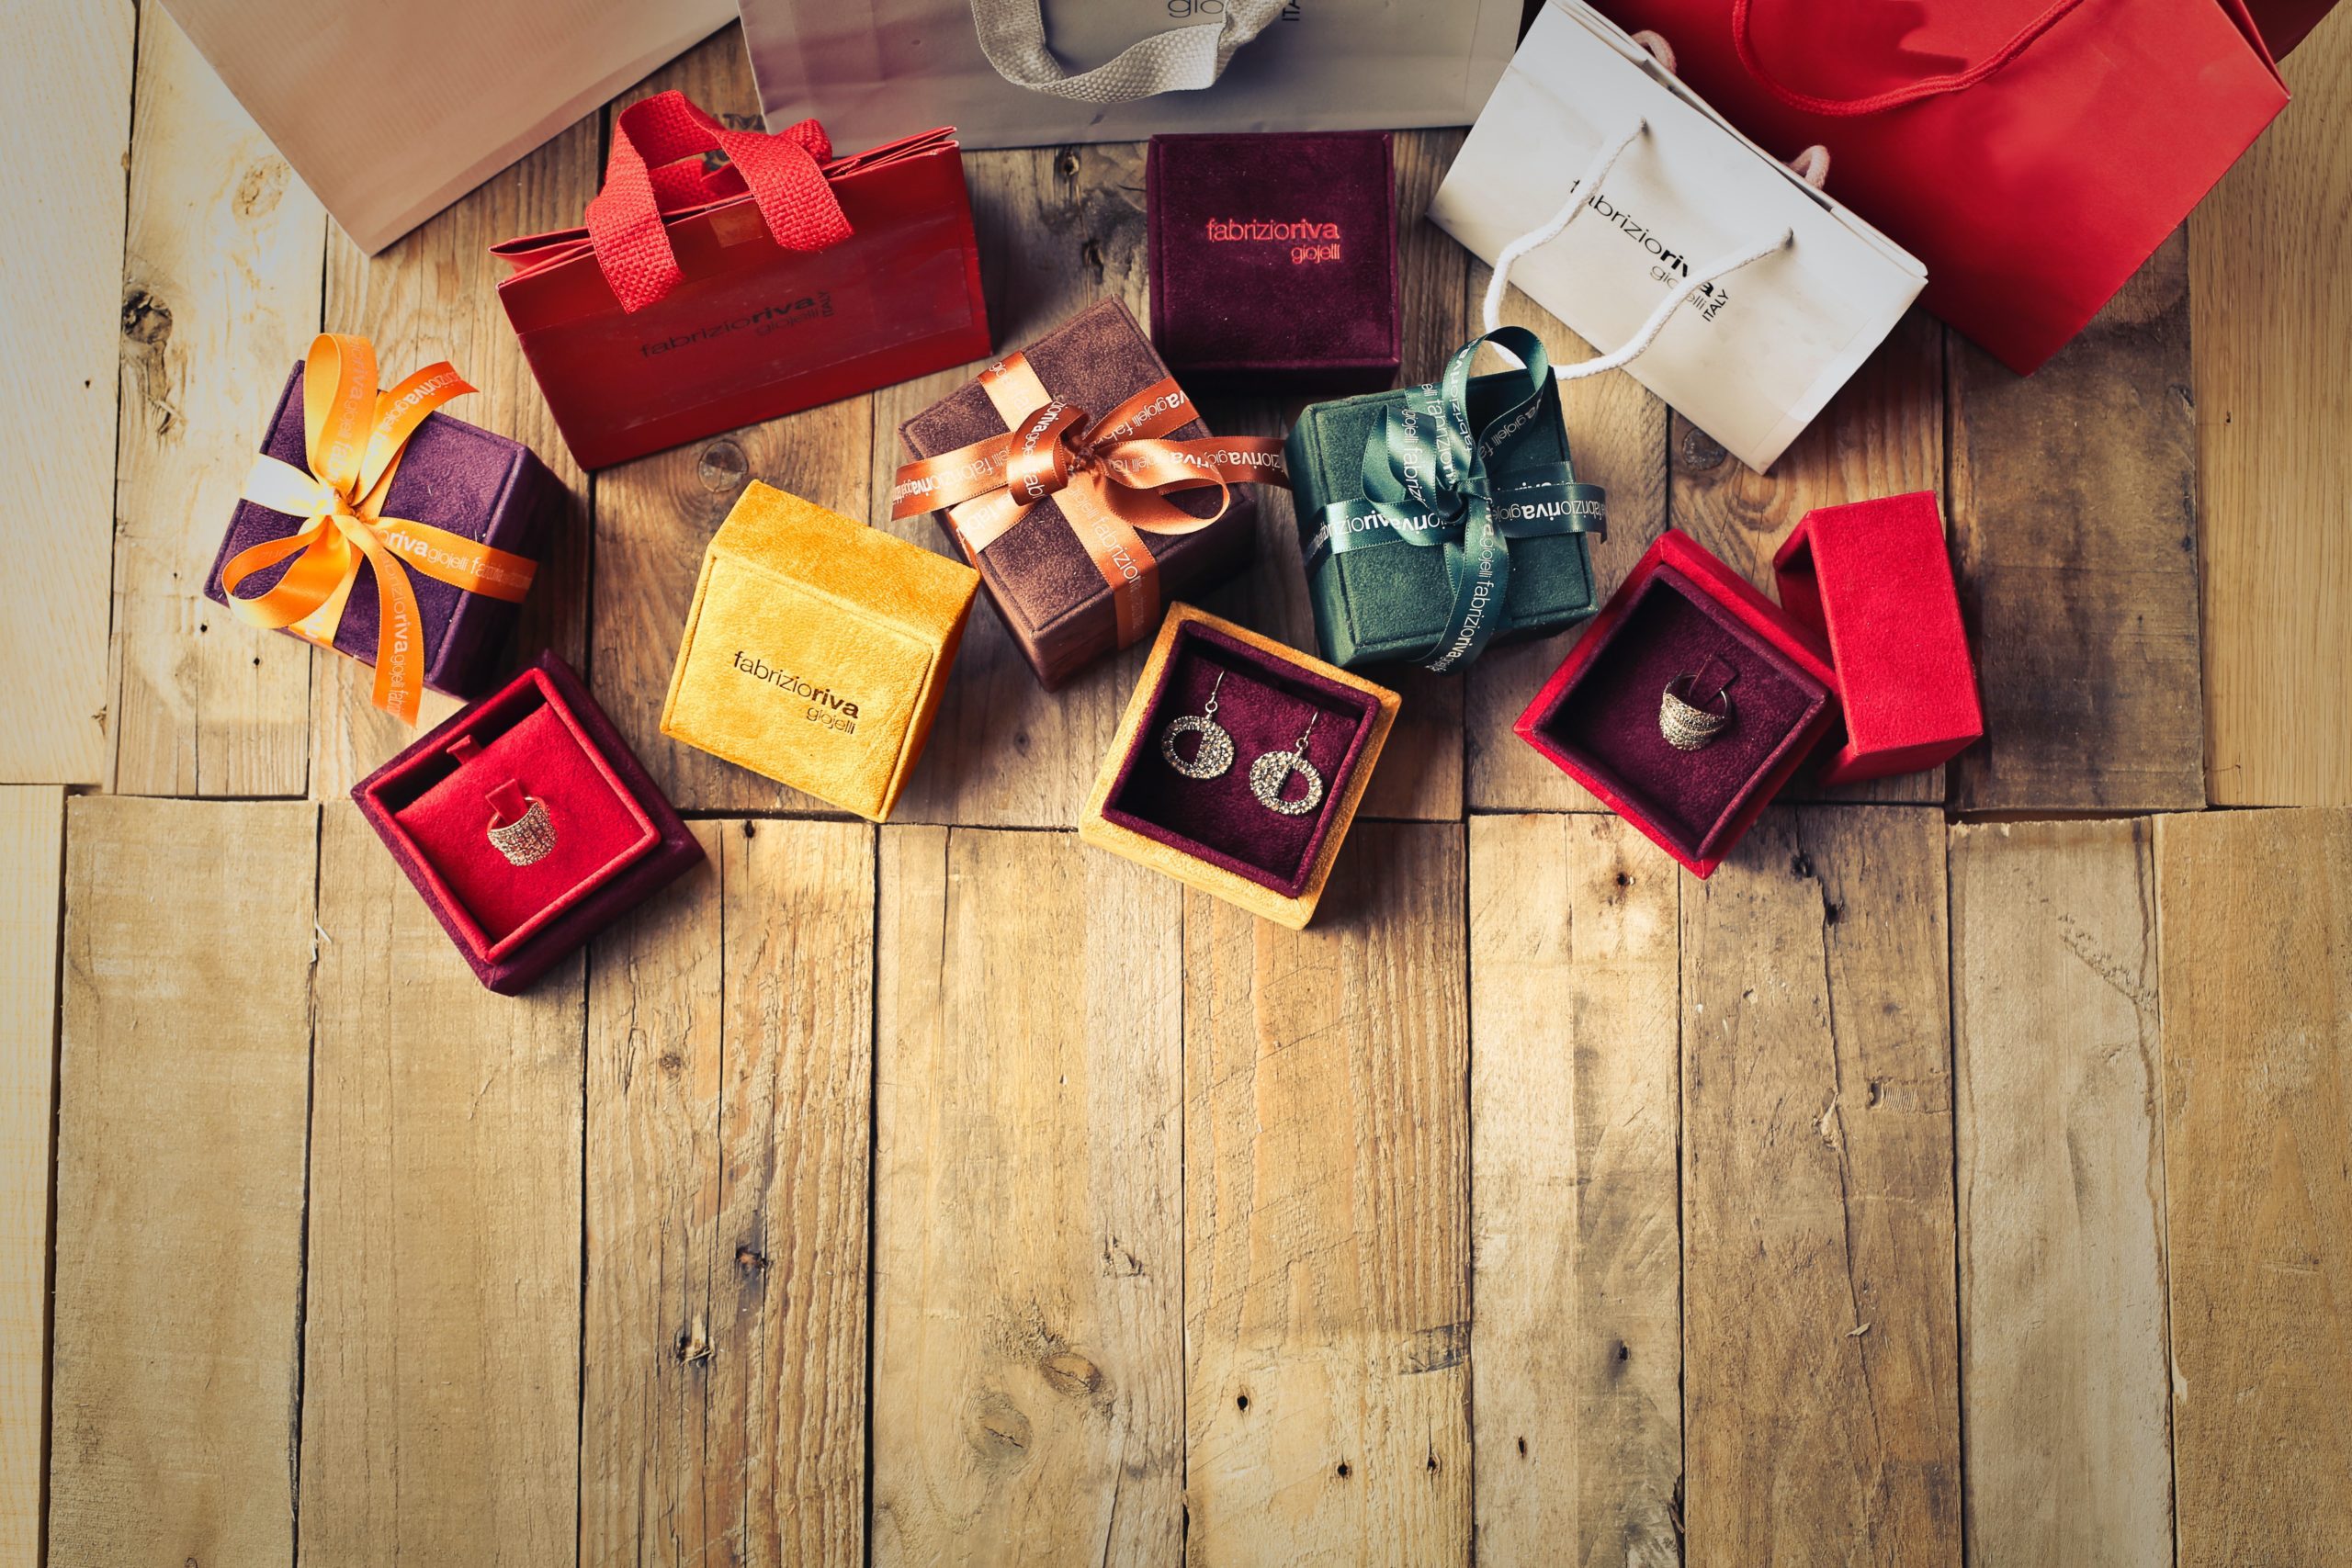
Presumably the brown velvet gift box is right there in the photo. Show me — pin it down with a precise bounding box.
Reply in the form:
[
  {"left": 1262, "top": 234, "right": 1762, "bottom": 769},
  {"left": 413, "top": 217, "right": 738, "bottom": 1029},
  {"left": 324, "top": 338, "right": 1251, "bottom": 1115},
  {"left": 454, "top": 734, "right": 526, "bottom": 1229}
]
[{"left": 896, "top": 299, "right": 1263, "bottom": 690}]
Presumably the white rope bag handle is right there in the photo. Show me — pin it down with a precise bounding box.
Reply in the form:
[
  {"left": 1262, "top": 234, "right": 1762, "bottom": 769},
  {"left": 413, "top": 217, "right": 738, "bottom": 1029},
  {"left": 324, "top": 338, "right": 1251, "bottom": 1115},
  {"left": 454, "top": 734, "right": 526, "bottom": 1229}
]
[{"left": 969, "top": 0, "right": 1286, "bottom": 104}]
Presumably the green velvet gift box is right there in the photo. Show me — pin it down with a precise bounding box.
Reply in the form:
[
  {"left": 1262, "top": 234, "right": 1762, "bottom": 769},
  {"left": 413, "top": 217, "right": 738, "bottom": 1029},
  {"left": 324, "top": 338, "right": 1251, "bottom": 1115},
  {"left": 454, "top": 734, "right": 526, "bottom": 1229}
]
[{"left": 1285, "top": 332, "right": 1606, "bottom": 673}]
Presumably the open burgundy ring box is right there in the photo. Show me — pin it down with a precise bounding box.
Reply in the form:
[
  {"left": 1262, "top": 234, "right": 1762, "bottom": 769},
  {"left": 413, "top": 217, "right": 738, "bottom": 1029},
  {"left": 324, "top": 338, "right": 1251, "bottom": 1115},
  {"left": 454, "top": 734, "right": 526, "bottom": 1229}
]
[
  {"left": 1514, "top": 530, "right": 1840, "bottom": 878},
  {"left": 355, "top": 652, "right": 704, "bottom": 994},
  {"left": 1080, "top": 604, "right": 1399, "bottom": 929}
]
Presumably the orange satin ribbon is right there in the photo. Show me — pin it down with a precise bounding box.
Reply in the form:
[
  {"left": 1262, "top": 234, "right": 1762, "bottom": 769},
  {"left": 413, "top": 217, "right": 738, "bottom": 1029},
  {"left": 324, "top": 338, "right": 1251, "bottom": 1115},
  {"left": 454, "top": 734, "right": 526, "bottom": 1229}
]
[
  {"left": 889, "top": 355, "right": 1288, "bottom": 648},
  {"left": 219, "top": 334, "right": 538, "bottom": 724}
]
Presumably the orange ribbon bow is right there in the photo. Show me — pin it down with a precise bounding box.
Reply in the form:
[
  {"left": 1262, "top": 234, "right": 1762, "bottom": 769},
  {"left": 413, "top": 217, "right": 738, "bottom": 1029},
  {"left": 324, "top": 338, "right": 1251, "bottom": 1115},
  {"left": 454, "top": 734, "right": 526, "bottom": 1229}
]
[
  {"left": 220, "top": 334, "right": 538, "bottom": 725},
  {"left": 889, "top": 355, "right": 1287, "bottom": 647}
]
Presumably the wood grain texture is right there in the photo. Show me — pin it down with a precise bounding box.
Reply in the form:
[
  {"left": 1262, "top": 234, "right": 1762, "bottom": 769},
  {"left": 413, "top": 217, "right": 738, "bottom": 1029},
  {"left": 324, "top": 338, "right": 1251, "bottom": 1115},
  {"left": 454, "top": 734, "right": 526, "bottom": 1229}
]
[
  {"left": 1950, "top": 819, "right": 2172, "bottom": 1568},
  {"left": 1668, "top": 308, "right": 1947, "bottom": 806},
  {"left": 584, "top": 818, "right": 874, "bottom": 1568},
  {"left": 310, "top": 96, "right": 597, "bottom": 799},
  {"left": 1950, "top": 231, "right": 2205, "bottom": 814},
  {"left": 2157, "top": 807, "right": 2352, "bottom": 1568},
  {"left": 299, "top": 802, "right": 582, "bottom": 1565},
  {"left": 1185, "top": 822, "right": 1471, "bottom": 1568},
  {"left": 109, "top": 7, "right": 323, "bottom": 798},
  {"left": 1680, "top": 807, "right": 1961, "bottom": 1567},
  {"left": 590, "top": 27, "right": 874, "bottom": 816},
  {"left": 48, "top": 796, "right": 314, "bottom": 1566},
  {"left": 1461, "top": 262, "right": 1668, "bottom": 812},
  {"left": 2194, "top": 8, "right": 2352, "bottom": 806},
  {"left": 2, "top": 0, "right": 130, "bottom": 784},
  {"left": 0, "top": 789, "right": 62, "bottom": 1566},
  {"left": 1466, "top": 814, "right": 1679, "bottom": 1568},
  {"left": 872, "top": 827, "right": 1184, "bottom": 1565}
]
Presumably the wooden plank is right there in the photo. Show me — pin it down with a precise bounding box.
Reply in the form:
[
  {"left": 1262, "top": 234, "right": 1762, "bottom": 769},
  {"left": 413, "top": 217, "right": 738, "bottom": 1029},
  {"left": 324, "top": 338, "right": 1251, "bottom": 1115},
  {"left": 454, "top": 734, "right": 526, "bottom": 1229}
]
[
  {"left": 2193, "top": 9, "right": 2352, "bottom": 806},
  {"left": 583, "top": 818, "right": 875, "bottom": 1568},
  {"left": 1680, "top": 806, "right": 1962, "bottom": 1566},
  {"left": 310, "top": 90, "right": 598, "bottom": 799},
  {"left": 591, "top": 26, "right": 875, "bottom": 815},
  {"left": 1949, "top": 819, "right": 2172, "bottom": 1568},
  {"left": 1949, "top": 231, "right": 2204, "bottom": 814},
  {"left": 1461, "top": 262, "right": 1668, "bottom": 813},
  {"left": 2157, "top": 807, "right": 2352, "bottom": 1568},
  {"left": 1184, "top": 822, "right": 1471, "bottom": 1567},
  {"left": 110, "top": 6, "right": 324, "bottom": 798},
  {"left": 0, "top": 0, "right": 131, "bottom": 784},
  {"left": 1668, "top": 308, "right": 1947, "bottom": 806},
  {"left": 1465, "top": 814, "right": 1679, "bottom": 1567},
  {"left": 0, "top": 789, "right": 62, "bottom": 1565},
  {"left": 48, "top": 796, "right": 315, "bottom": 1566},
  {"left": 870, "top": 827, "right": 1184, "bottom": 1564},
  {"left": 297, "top": 802, "right": 582, "bottom": 1563}
]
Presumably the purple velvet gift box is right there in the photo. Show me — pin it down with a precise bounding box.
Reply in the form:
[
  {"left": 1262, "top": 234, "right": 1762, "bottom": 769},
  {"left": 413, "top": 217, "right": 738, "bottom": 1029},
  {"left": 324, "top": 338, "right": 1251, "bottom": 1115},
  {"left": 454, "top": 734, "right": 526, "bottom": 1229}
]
[
  {"left": 1147, "top": 131, "right": 1400, "bottom": 394},
  {"left": 205, "top": 361, "right": 566, "bottom": 698}
]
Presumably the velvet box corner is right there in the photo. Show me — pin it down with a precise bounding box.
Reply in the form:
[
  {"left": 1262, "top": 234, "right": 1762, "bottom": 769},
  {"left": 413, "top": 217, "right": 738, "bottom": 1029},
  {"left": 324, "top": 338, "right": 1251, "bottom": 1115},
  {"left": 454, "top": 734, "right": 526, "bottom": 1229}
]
[
  {"left": 895, "top": 298, "right": 1277, "bottom": 691},
  {"left": 661, "top": 481, "right": 978, "bottom": 821},
  {"left": 1772, "top": 491, "right": 1984, "bottom": 786},
  {"left": 206, "top": 358, "right": 564, "bottom": 702},
  {"left": 1080, "top": 603, "right": 1398, "bottom": 930},
  {"left": 353, "top": 652, "right": 704, "bottom": 995},
  {"left": 1146, "top": 130, "right": 1400, "bottom": 394},
  {"left": 1514, "top": 529, "right": 1839, "bottom": 879}
]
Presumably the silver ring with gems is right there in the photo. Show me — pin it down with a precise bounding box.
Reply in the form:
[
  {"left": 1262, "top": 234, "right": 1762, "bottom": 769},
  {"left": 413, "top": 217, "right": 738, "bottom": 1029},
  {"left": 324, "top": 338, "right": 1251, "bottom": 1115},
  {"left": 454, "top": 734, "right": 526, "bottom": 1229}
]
[
  {"left": 487, "top": 796, "right": 557, "bottom": 866},
  {"left": 1659, "top": 676, "right": 1734, "bottom": 751}
]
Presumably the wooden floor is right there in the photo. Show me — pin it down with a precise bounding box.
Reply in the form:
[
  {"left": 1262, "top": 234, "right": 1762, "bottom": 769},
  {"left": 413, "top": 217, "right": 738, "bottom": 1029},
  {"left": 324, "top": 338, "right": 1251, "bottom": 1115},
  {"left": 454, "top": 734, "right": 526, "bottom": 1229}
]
[{"left": 6, "top": 6, "right": 2352, "bottom": 1566}]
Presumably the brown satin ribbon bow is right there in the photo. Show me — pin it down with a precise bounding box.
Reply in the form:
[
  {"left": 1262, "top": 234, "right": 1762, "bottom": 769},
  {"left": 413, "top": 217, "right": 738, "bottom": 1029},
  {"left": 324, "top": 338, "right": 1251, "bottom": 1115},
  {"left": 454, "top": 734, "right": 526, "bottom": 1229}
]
[{"left": 889, "top": 354, "right": 1288, "bottom": 648}]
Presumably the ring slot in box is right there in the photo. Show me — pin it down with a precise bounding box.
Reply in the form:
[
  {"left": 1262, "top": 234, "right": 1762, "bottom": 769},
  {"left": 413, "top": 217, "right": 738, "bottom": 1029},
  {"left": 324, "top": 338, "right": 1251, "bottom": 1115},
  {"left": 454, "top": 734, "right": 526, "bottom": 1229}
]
[
  {"left": 1082, "top": 604, "right": 1398, "bottom": 928},
  {"left": 1146, "top": 131, "right": 1401, "bottom": 394},
  {"left": 354, "top": 653, "right": 704, "bottom": 994},
  {"left": 1286, "top": 372, "right": 1600, "bottom": 671},
  {"left": 661, "top": 481, "right": 978, "bottom": 821},
  {"left": 1515, "top": 530, "right": 1838, "bottom": 877}
]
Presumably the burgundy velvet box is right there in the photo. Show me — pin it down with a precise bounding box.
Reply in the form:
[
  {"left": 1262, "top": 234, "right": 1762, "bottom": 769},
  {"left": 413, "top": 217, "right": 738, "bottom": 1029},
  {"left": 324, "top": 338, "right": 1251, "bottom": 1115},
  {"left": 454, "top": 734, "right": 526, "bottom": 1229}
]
[
  {"left": 1146, "top": 131, "right": 1400, "bottom": 394},
  {"left": 899, "top": 299, "right": 1257, "bottom": 690},
  {"left": 1772, "top": 491, "right": 1984, "bottom": 786},
  {"left": 206, "top": 361, "right": 566, "bottom": 698},
  {"left": 354, "top": 652, "right": 704, "bottom": 994},
  {"left": 1515, "top": 530, "right": 1839, "bottom": 878}
]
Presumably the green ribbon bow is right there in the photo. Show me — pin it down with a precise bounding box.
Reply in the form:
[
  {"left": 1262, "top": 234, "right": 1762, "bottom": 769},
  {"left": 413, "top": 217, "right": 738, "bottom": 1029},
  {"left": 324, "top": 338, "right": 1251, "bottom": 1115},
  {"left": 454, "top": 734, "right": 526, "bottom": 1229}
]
[{"left": 1302, "top": 327, "right": 1607, "bottom": 674}]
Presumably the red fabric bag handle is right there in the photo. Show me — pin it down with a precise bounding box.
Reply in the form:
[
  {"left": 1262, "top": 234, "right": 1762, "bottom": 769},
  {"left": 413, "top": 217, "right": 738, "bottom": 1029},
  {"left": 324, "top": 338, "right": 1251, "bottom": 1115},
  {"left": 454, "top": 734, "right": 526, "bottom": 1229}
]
[
  {"left": 585, "top": 90, "right": 854, "bottom": 313},
  {"left": 1729, "top": 0, "right": 2094, "bottom": 117}
]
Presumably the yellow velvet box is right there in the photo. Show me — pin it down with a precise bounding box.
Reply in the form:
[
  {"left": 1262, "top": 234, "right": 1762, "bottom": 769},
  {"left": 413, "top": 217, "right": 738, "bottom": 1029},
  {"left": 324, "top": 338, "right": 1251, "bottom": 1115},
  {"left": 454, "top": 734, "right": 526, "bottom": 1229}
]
[
  {"left": 1080, "top": 604, "right": 1399, "bottom": 929},
  {"left": 662, "top": 482, "right": 978, "bottom": 822}
]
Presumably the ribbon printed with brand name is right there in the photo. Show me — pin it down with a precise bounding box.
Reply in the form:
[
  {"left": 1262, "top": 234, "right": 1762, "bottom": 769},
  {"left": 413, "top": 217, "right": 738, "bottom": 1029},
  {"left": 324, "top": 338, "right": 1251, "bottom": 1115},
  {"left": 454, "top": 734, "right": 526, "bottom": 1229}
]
[
  {"left": 219, "top": 334, "right": 539, "bottom": 724},
  {"left": 889, "top": 355, "right": 1288, "bottom": 649},
  {"left": 1303, "top": 327, "right": 1606, "bottom": 674}
]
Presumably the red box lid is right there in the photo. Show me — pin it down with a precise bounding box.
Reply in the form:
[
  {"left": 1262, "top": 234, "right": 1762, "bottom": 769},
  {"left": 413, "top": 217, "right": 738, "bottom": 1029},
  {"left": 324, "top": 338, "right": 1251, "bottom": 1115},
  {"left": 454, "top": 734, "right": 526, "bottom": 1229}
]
[{"left": 1772, "top": 492, "right": 1983, "bottom": 786}]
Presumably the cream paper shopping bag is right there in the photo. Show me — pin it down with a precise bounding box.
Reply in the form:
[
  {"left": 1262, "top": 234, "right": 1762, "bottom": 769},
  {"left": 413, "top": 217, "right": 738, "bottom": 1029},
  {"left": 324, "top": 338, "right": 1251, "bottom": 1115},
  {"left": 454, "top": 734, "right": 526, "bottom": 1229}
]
[{"left": 1427, "top": 0, "right": 1926, "bottom": 472}]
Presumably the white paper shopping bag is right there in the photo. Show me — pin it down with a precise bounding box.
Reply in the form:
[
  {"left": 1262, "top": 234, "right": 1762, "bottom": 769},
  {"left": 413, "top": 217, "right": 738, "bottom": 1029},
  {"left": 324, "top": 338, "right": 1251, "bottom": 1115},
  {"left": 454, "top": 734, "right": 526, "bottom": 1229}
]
[{"left": 1428, "top": 0, "right": 1926, "bottom": 471}]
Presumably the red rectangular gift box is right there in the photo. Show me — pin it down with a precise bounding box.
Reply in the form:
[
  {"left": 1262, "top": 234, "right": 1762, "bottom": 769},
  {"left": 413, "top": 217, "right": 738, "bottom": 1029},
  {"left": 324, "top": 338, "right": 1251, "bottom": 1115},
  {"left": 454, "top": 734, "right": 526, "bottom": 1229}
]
[
  {"left": 1146, "top": 131, "right": 1400, "bottom": 394},
  {"left": 1772, "top": 491, "right": 1983, "bottom": 786},
  {"left": 354, "top": 652, "right": 704, "bottom": 994},
  {"left": 206, "top": 361, "right": 563, "bottom": 698},
  {"left": 1515, "top": 529, "right": 1838, "bottom": 878}
]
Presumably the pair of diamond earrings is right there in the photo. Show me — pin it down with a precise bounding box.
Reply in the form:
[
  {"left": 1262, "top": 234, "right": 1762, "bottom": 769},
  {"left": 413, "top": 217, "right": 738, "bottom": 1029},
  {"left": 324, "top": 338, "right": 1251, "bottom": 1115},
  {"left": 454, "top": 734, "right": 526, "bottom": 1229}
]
[{"left": 1160, "top": 671, "right": 1326, "bottom": 816}]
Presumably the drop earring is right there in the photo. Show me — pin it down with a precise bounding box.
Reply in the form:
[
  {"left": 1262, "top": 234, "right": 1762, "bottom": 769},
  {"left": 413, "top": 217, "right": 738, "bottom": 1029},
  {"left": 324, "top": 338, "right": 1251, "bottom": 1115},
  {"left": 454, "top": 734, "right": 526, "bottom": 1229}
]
[
  {"left": 1249, "top": 710, "right": 1325, "bottom": 817},
  {"left": 1160, "top": 671, "right": 1236, "bottom": 779}
]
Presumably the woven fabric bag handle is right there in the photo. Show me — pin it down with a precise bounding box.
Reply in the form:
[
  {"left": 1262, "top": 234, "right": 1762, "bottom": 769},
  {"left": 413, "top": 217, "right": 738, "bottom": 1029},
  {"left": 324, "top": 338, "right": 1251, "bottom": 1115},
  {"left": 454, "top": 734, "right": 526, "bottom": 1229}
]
[{"left": 967, "top": 0, "right": 1287, "bottom": 103}]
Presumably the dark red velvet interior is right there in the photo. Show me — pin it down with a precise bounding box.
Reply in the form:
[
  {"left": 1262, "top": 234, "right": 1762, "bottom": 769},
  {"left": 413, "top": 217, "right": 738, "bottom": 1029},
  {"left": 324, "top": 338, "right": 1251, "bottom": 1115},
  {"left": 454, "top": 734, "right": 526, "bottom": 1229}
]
[
  {"left": 1147, "top": 131, "right": 1399, "bottom": 391},
  {"left": 1531, "top": 565, "right": 1830, "bottom": 863},
  {"left": 376, "top": 668, "right": 657, "bottom": 960},
  {"left": 1103, "top": 622, "right": 1378, "bottom": 897},
  {"left": 206, "top": 362, "right": 561, "bottom": 696}
]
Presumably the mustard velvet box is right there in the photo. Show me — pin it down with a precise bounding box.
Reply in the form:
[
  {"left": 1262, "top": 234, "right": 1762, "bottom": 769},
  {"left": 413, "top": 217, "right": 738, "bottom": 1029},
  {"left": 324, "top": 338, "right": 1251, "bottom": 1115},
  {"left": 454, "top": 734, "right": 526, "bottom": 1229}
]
[
  {"left": 661, "top": 482, "right": 978, "bottom": 821},
  {"left": 1080, "top": 604, "right": 1399, "bottom": 929}
]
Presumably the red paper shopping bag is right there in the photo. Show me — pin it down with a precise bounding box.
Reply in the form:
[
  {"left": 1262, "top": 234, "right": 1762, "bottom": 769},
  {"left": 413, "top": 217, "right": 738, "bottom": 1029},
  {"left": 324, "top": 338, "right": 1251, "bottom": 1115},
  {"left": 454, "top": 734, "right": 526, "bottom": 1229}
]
[
  {"left": 1590, "top": 0, "right": 2291, "bottom": 373},
  {"left": 494, "top": 92, "right": 990, "bottom": 468}
]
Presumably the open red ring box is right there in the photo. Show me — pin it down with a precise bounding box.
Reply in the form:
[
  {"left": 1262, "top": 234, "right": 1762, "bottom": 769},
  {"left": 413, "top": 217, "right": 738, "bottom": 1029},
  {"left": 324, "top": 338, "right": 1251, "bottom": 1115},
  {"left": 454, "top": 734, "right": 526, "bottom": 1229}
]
[
  {"left": 353, "top": 652, "right": 704, "bottom": 993},
  {"left": 1514, "top": 529, "right": 1840, "bottom": 877}
]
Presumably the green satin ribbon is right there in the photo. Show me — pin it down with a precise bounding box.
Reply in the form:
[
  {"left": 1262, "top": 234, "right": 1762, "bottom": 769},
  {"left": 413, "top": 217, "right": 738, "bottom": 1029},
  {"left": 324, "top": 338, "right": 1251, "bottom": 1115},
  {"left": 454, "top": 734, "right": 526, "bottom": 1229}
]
[{"left": 1302, "top": 326, "right": 1608, "bottom": 674}]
